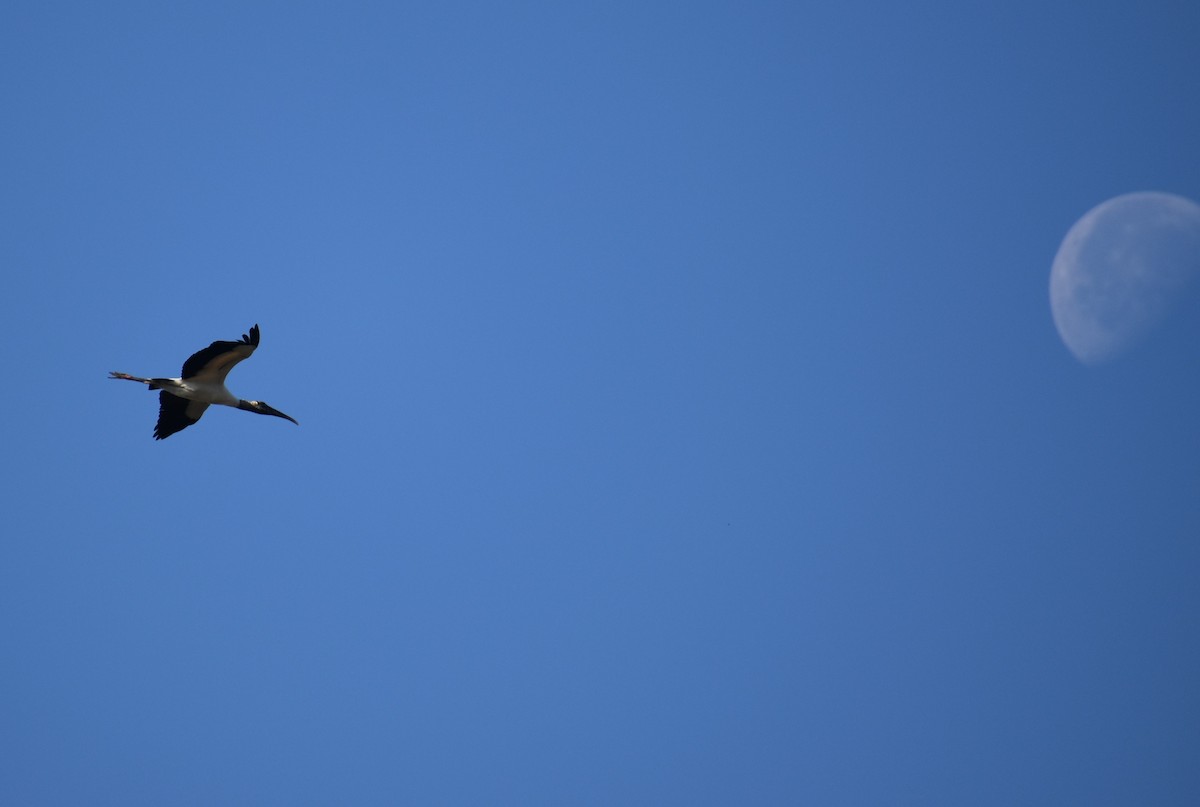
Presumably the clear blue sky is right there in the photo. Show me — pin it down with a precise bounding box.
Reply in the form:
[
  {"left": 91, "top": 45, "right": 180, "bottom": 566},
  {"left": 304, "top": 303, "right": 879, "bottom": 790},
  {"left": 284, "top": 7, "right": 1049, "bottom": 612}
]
[{"left": 3, "top": 2, "right": 1199, "bottom": 804}]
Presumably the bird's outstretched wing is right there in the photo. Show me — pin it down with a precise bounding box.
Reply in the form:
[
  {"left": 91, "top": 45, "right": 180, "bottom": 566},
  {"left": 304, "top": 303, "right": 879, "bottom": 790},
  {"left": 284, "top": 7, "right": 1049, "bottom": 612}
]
[
  {"left": 154, "top": 392, "right": 210, "bottom": 440},
  {"left": 180, "top": 324, "right": 260, "bottom": 383}
]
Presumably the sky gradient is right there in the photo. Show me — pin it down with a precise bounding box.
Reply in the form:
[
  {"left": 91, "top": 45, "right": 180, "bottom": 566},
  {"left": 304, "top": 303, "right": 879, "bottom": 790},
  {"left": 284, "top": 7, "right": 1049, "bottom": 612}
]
[{"left": 2, "top": 2, "right": 1200, "bottom": 804}]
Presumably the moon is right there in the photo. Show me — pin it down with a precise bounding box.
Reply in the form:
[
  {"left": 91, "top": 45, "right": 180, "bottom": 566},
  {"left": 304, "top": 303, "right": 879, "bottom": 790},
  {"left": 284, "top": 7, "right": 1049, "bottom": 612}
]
[{"left": 1049, "top": 191, "right": 1200, "bottom": 364}]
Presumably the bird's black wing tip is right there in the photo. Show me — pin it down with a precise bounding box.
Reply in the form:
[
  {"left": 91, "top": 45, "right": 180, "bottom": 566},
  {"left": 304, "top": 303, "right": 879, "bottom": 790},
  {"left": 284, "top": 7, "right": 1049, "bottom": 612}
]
[{"left": 245, "top": 324, "right": 261, "bottom": 346}]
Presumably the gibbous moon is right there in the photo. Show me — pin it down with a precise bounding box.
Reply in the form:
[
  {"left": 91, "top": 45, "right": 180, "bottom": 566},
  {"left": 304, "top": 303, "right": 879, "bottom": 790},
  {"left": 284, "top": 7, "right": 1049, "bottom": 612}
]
[{"left": 1049, "top": 191, "right": 1200, "bottom": 364}]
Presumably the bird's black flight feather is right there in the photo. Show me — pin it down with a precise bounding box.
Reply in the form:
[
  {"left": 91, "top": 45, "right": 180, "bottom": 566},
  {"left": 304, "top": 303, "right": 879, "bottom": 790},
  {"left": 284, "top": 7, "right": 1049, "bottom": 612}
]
[
  {"left": 153, "top": 392, "right": 206, "bottom": 440},
  {"left": 180, "top": 324, "right": 259, "bottom": 378}
]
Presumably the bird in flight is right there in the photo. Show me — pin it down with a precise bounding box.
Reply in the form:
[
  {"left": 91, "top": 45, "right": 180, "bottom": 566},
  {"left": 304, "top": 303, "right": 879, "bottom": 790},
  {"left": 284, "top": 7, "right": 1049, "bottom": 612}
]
[{"left": 110, "top": 324, "right": 298, "bottom": 440}]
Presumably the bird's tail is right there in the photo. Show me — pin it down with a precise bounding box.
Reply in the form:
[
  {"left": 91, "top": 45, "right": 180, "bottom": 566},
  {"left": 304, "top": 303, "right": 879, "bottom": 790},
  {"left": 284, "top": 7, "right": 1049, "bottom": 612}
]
[{"left": 109, "top": 372, "right": 160, "bottom": 390}]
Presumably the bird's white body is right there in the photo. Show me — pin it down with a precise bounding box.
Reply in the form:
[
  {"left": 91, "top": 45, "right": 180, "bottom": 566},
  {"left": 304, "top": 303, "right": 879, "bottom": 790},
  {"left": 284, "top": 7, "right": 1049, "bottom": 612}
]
[{"left": 151, "top": 378, "right": 239, "bottom": 407}]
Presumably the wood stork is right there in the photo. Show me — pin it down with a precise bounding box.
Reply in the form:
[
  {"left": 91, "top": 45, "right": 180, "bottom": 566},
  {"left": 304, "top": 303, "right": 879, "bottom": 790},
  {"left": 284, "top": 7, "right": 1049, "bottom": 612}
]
[{"left": 110, "top": 324, "right": 298, "bottom": 440}]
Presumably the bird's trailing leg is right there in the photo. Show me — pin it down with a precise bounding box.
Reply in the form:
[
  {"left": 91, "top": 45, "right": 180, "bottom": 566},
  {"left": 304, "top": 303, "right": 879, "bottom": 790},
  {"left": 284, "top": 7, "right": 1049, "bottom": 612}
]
[{"left": 109, "top": 372, "right": 156, "bottom": 388}]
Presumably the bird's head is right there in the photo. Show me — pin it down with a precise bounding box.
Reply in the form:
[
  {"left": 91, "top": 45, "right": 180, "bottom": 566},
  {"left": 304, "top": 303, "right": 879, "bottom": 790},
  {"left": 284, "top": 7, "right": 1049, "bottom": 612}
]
[{"left": 239, "top": 400, "right": 299, "bottom": 424}]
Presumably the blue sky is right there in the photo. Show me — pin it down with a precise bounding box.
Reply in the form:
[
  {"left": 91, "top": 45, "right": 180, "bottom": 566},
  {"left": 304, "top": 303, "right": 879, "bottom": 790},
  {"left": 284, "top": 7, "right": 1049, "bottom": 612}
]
[{"left": 3, "top": 2, "right": 1199, "bottom": 804}]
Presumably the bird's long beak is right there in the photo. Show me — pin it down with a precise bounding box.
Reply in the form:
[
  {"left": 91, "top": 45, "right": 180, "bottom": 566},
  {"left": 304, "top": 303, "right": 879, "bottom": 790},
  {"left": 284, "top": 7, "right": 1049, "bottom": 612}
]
[{"left": 260, "top": 404, "right": 298, "bottom": 425}]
